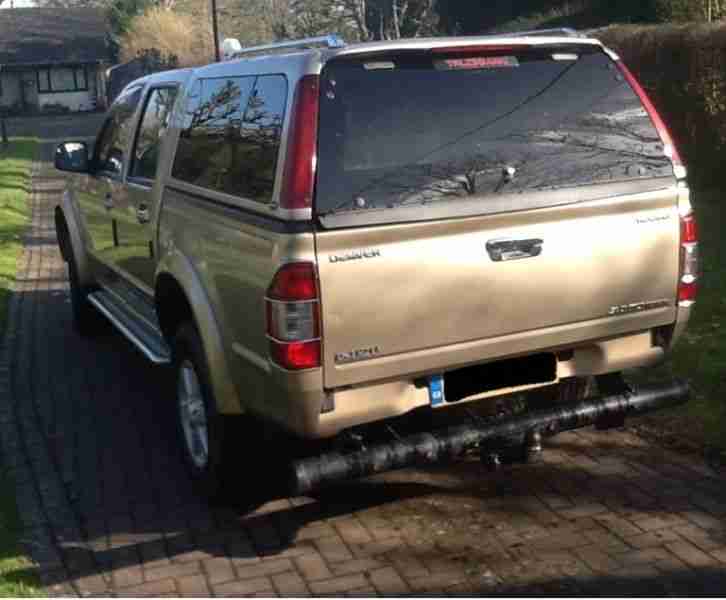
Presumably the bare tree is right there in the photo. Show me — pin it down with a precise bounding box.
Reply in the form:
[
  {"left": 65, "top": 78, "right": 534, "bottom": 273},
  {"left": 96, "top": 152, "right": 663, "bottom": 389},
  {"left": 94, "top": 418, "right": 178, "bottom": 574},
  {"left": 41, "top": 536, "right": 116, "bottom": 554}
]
[
  {"left": 120, "top": 6, "right": 213, "bottom": 65},
  {"left": 333, "top": 0, "right": 436, "bottom": 41},
  {"left": 339, "top": 0, "right": 370, "bottom": 40}
]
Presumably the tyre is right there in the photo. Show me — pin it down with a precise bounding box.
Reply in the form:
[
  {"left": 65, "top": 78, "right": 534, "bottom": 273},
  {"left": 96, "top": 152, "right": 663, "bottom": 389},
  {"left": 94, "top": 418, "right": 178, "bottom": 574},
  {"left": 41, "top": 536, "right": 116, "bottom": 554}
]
[
  {"left": 173, "top": 322, "right": 228, "bottom": 500},
  {"left": 66, "top": 249, "right": 107, "bottom": 337}
]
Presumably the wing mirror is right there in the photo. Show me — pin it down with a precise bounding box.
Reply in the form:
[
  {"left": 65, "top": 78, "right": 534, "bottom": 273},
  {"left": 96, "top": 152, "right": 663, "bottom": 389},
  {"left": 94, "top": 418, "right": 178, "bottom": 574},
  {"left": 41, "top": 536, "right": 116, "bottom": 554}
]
[{"left": 54, "top": 141, "right": 89, "bottom": 173}]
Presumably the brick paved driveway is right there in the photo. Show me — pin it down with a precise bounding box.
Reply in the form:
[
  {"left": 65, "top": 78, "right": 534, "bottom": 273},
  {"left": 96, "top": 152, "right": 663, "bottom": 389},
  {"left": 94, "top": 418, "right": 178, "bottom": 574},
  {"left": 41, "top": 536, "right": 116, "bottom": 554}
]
[{"left": 4, "top": 137, "right": 726, "bottom": 596}]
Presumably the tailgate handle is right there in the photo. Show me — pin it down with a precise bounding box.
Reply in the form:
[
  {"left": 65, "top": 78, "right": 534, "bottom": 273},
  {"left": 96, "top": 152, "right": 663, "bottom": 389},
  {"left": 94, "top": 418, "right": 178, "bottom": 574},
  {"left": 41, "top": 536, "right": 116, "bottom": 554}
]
[{"left": 486, "top": 238, "right": 543, "bottom": 262}]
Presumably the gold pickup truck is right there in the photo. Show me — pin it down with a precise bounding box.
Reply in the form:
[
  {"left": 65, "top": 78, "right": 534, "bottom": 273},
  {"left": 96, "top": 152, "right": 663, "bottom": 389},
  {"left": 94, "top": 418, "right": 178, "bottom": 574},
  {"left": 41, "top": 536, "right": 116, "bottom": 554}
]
[{"left": 53, "top": 30, "right": 694, "bottom": 499}]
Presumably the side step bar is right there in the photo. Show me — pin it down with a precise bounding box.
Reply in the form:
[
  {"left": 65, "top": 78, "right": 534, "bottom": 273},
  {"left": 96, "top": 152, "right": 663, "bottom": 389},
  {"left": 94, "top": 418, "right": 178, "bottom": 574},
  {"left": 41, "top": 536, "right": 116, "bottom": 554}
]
[
  {"left": 290, "top": 379, "right": 690, "bottom": 495},
  {"left": 87, "top": 291, "right": 171, "bottom": 364}
]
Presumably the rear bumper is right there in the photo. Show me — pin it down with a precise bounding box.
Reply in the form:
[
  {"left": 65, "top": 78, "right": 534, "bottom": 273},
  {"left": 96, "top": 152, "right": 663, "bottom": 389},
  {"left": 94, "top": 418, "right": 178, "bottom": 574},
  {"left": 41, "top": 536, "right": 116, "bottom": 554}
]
[
  {"left": 290, "top": 378, "right": 690, "bottom": 495},
  {"left": 260, "top": 329, "right": 670, "bottom": 439},
  {"left": 315, "top": 330, "right": 665, "bottom": 437}
]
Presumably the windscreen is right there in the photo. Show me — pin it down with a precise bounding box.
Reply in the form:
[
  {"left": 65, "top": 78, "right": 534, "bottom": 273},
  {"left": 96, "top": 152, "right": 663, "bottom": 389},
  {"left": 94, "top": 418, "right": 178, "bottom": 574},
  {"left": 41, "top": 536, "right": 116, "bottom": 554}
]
[{"left": 315, "top": 46, "right": 674, "bottom": 218}]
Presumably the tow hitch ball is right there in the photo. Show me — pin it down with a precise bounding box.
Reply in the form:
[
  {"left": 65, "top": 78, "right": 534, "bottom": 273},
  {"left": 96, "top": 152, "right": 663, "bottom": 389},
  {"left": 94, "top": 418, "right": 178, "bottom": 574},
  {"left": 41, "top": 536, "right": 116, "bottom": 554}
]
[
  {"left": 480, "top": 430, "right": 543, "bottom": 471},
  {"left": 480, "top": 375, "right": 630, "bottom": 471}
]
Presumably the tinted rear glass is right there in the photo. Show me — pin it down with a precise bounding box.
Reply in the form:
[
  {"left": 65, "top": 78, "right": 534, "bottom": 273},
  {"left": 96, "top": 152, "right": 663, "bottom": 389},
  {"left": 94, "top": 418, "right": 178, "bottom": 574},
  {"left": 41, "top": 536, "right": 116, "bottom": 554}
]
[{"left": 316, "top": 47, "right": 673, "bottom": 217}]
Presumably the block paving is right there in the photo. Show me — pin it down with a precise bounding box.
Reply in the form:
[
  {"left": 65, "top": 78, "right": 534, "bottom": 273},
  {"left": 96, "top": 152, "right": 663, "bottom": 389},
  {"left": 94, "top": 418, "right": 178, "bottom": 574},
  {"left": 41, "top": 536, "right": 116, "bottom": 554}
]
[{"left": 2, "top": 137, "right": 726, "bottom": 596}]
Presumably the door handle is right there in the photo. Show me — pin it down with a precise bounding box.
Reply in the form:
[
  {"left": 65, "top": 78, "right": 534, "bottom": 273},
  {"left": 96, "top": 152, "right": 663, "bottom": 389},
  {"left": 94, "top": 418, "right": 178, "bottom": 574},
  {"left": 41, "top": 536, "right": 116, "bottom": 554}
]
[
  {"left": 486, "top": 238, "right": 543, "bottom": 262},
  {"left": 103, "top": 192, "right": 113, "bottom": 210},
  {"left": 136, "top": 204, "right": 150, "bottom": 224}
]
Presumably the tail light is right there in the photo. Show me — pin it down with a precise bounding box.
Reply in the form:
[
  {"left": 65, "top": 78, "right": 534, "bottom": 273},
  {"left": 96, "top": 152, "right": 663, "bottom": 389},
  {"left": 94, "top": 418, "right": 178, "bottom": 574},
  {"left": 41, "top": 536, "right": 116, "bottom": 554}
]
[
  {"left": 615, "top": 60, "right": 686, "bottom": 180},
  {"left": 266, "top": 262, "right": 321, "bottom": 370},
  {"left": 279, "top": 75, "right": 320, "bottom": 211},
  {"left": 678, "top": 195, "right": 698, "bottom": 307}
]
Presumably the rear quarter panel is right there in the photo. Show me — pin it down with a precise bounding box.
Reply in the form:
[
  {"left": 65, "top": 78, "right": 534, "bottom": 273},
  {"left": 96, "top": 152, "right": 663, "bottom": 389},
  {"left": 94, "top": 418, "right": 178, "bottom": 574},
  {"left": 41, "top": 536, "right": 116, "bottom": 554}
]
[{"left": 157, "top": 185, "right": 318, "bottom": 421}]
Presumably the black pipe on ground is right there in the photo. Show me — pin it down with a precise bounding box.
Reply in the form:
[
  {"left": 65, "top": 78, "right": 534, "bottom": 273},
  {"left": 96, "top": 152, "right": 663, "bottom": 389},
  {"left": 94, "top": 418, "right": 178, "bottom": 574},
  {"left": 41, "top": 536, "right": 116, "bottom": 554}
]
[{"left": 290, "top": 379, "right": 690, "bottom": 495}]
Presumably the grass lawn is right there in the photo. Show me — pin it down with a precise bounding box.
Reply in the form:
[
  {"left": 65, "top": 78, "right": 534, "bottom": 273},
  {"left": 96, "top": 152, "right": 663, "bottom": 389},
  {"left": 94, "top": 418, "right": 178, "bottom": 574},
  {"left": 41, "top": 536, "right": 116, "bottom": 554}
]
[
  {"left": 633, "top": 188, "right": 726, "bottom": 455},
  {"left": 0, "top": 138, "right": 44, "bottom": 596},
  {"left": 0, "top": 139, "right": 35, "bottom": 331}
]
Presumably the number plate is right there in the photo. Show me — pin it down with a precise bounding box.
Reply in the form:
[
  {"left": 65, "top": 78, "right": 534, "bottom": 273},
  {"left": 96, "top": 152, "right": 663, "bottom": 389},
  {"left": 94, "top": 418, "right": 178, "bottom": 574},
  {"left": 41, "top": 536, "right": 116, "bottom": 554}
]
[{"left": 428, "top": 374, "right": 445, "bottom": 406}]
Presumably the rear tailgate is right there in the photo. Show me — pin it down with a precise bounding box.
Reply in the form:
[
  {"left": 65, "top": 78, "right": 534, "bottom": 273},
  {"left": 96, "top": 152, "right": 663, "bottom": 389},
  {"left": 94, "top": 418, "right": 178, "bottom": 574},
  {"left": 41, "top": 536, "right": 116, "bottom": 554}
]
[{"left": 313, "top": 43, "right": 680, "bottom": 388}]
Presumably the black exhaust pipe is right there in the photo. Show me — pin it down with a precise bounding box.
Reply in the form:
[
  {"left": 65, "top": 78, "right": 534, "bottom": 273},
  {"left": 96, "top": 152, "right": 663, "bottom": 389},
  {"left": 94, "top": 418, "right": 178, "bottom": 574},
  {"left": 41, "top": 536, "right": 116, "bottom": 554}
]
[{"left": 290, "top": 379, "right": 689, "bottom": 495}]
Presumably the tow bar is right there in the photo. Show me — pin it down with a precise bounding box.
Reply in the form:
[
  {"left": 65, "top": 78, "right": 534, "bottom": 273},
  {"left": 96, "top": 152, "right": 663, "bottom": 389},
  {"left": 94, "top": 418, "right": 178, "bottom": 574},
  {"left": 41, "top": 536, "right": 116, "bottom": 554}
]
[{"left": 290, "top": 379, "right": 690, "bottom": 495}]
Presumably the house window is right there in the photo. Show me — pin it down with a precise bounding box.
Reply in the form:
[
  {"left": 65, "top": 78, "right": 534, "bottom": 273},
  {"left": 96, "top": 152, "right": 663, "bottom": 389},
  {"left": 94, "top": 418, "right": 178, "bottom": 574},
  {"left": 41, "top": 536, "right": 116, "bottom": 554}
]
[
  {"left": 36, "top": 67, "right": 89, "bottom": 93},
  {"left": 37, "top": 70, "right": 50, "bottom": 93},
  {"left": 75, "top": 68, "right": 88, "bottom": 90},
  {"left": 51, "top": 68, "right": 75, "bottom": 91}
]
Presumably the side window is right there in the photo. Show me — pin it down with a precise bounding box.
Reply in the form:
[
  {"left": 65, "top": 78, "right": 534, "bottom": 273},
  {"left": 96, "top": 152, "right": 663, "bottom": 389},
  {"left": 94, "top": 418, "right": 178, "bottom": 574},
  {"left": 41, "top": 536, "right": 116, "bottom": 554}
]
[
  {"left": 130, "top": 87, "right": 178, "bottom": 180},
  {"left": 172, "top": 76, "right": 255, "bottom": 193},
  {"left": 238, "top": 75, "right": 287, "bottom": 203},
  {"left": 94, "top": 86, "right": 142, "bottom": 176},
  {"left": 170, "top": 79, "right": 202, "bottom": 177},
  {"left": 172, "top": 74, "right": 287, "bottom": 204}
]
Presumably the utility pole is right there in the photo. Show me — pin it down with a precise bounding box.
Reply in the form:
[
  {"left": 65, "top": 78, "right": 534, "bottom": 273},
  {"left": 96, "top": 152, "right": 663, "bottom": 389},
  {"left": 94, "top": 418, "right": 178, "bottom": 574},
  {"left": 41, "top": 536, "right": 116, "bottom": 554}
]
[
  {"left": 210, "top": 0, "right": 220, "bottom": 62},
  {"left": 0, "top": 66, "right": 6, "bottom": 146}
]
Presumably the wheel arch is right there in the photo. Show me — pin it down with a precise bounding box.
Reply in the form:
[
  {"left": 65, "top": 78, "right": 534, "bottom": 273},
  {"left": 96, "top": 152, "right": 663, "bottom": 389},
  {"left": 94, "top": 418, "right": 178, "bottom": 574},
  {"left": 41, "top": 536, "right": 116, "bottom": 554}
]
[
  {"left": 55, "top": 192, "right": 92, "bottom": 287},
  {"left": 155, "top": 254, "right": 242, "bottom": 415}
]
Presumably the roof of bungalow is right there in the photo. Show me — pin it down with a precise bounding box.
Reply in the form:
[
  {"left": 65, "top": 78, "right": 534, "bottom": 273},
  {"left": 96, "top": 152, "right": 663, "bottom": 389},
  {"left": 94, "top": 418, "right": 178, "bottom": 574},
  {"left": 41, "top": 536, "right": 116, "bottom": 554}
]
[{"left": 0, "top": 8, "right": 111, "bottom": 68}]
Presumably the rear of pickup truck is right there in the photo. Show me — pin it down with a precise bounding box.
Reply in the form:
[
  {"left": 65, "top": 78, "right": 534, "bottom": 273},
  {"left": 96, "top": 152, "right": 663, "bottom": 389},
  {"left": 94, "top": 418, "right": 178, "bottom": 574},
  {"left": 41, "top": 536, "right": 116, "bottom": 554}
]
[{"left": 299, "top": 40, "right": 696, "bottom": 437}]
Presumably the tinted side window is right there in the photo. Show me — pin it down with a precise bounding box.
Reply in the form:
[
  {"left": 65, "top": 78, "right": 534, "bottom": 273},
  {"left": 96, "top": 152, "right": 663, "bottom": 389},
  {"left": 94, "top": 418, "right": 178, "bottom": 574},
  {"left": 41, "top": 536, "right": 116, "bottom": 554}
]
[
  {"left": 172, "top": 77, "right": 254, "bottom": 193},
  {"left": 130, "top": 87, "right": 178, "bottom": 180},
  {"left": 171, "top": 75, "right": 287, "bottom": 204},
  {"left": 238, "top": 75, "right": 287, "bottom": 203},
  {"left": 95, "top": 86, "right": 142, "bottom": 176}
]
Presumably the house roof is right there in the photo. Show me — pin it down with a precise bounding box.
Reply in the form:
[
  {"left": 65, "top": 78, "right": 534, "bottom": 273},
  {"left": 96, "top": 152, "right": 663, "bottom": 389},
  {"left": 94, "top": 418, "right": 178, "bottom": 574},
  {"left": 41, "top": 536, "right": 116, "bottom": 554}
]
[{"left": 0, "top": 8, "right": 111, "bottom": 67}]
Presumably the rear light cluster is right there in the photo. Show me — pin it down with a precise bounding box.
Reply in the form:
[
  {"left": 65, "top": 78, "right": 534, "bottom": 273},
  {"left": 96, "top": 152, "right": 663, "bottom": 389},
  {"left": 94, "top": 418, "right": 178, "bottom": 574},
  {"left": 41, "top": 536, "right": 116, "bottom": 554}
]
[
  {"left": 266, "top": 262, "right": 321, "bottom": 370},
  {"left": 615, "top": 60, "right": 687, "bottom": 181},
  {"left": 279, "top": 75, "right": 320, "bottom": 211},
  {"left": 678, "top": 196, "right": 699, "bottom": 307},
  {"left": 615, "top": 59, "right": 696, "bottom": 307},
  {"left": 269, "top": 75, "right": 323, "bottom": 367}
]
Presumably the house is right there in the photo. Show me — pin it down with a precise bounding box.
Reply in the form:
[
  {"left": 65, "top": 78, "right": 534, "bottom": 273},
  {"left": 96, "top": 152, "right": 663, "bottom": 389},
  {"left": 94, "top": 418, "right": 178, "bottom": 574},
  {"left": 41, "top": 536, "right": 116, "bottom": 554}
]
[{"left": 0, "top": 8, "right": 112, "bottom": 114}]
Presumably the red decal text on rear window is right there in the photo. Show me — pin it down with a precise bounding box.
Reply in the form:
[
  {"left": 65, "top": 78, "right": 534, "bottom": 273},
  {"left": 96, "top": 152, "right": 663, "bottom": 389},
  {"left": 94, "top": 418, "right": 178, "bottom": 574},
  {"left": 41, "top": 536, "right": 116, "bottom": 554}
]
[{"left": 437, "top": 56, "right": 520, "bottom": 70}]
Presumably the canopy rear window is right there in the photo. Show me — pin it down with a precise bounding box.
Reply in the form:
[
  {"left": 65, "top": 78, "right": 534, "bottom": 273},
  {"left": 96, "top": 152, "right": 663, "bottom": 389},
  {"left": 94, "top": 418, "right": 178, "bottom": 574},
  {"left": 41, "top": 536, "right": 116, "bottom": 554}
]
[{"left": 315, "top": 46, "right": 674, "bottom": 222}]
